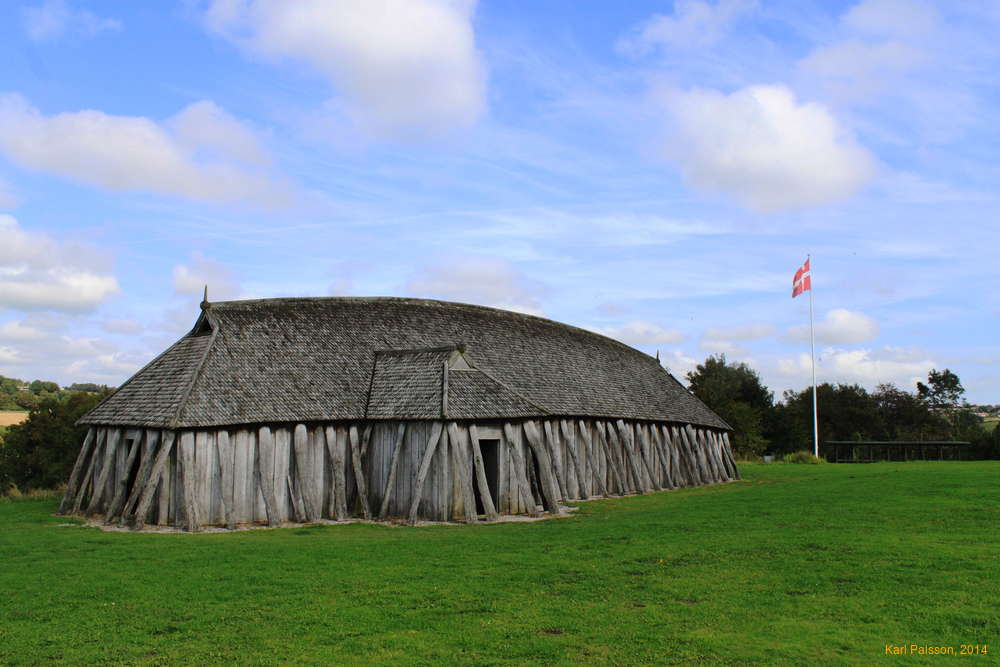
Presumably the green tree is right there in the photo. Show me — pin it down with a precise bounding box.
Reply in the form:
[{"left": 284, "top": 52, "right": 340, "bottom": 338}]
[
  {"left": 916, "top": 368, "right": 970, "bottom": 438},
  {"left": 686, "top": 355, "right": 774, "bottom": 458},
  {"left": 28, "top": 380, "right": 61, "bottom": 395},
  {"left": 770, "top": 383, "right": 885, "bottom": 454},
  {"left": 0, "top": 390, "right": 110, "bottom": 493}
]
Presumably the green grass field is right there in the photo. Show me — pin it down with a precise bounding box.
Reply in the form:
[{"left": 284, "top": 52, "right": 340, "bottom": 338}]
[{"left": 1, "top": 462, "right": 996, "bottom": 665}]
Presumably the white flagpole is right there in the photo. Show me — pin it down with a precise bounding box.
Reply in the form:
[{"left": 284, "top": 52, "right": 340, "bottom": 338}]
[{"left": 808, "top": 255, "right": 819, "bottom": 458}]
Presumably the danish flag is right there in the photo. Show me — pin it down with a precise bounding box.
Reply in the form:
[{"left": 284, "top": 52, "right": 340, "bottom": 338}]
[{"left": 792, "top": 258, "right": 811, "bottom": 298}]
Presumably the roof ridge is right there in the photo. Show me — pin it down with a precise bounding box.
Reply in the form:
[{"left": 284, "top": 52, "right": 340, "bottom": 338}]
[{"left": 168, "top": 312, "right": 220, "bottom": 428}]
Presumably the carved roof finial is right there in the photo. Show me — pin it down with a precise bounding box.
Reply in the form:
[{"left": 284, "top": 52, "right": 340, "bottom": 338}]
[{"left": 201, "top": 284, "right": 209, "bottom": 310}]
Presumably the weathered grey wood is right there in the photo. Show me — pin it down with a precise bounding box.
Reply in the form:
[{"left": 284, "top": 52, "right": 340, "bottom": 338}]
[
  {"left": 60, "top": 428, "right": 95, "bottom": 513},
  {"left": 702, "top": 429, "right": 723, "bottom": 482},
  {"left": 120, "top": 429, "right": 160, "bottom": 524},
  {"left": 232, "top": 430, "right": 250, "bottom": 523},
  {"left": 86, "top": 428, "right": 121, "bottom": 514},
  {"left": 349, "top": 425, "right": 371, "bottom": 519},
  {"left": 653, "top": 425, "right": 676, "bottom": 489},
  {"left": 216, "top": 430, "right": 236, "bottom": 528},
  {"left": 521, "top": 420, "right": 560, "bottom": 513},
  {"left": 407, "top": 422, "right": 444, "bottom": 524},
  {"left": 577, "top": 420, "right": 607, "bottom": 497},
  {"left": 714, "top": 431, "right": 736, "bottom": 480},
  {"left": 671, "top": 425, "right": 694, "bottom": 486},
  {"left": 503, "top": 423, "right": 538, "bottom": 516},
  {"left": 595, "top": 421, "right": 625, "bottom": 495},
  {"left": 104, "top": 432, "right": 143, "bottom": 523},
  {"left": 559, "top": 419, "right": 589, "bottom": 498},
  {"left": 448, "top": 422, "right": 478, "bottom": 523},
  {"left": 690, "top": 425, "right": 716, "bottom": 484},
  {"left": 613, "top": 420, "right": 646, "bottom": 493},
  {"left": 177, "top": 432, "right": 200, "bottom": 531},
  {"left": 542, "top": 421, "right": 568, "bottom": 500},
  {"left": 679, "top": 426, "right": 706, "bottom": 485},
  {"left": 130, "top": 431, "right": 175, "bottom": 529},
  {"left": 256, "top": 426, "right": 278, "bottom": 526},
  {"left": 324, "top": 425, "right": 348, "bottom": 520},
  {"left": 378, "top": 422, "right": 408, "bottom": 519},
  {"left": 72, "top": 427, "right": 105, "bottom": 514},
  {"left": 292, "top": 424, "right": 318, "bottom": 522},
  {"left": 722, "top": 432, "right": 741, "bottom": 480},
  {"left": 634, "top": 423, "right": 659, "bottom": 490},
  {"left": 468, "top": 424, "right": 499, "bottom": 521}
]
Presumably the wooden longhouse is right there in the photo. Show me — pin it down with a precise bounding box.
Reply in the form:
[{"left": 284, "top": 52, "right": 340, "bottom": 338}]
[{"left": 61, "top": 297, "right": 739, "bottom": 531}]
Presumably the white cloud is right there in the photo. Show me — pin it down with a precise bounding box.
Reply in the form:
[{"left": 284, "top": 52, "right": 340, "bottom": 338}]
[
  {"left": 660, "top": 349, "right": 700, "bottom": 380},
  {"left": 699, "top": 340, "right": 748, "bottom": 357},
  {"left": 778, "top": 346, "right": 934, "bottom": 389},
  {"left": 800, "top": 40, "right": 924, "bottom": 96},
  {"left": 704, "top": 323, "right": 775, "bottom": 341},
  {"left": 166, "top": 100, "right": 269, "bottom": 166},
  {"left": 0, "top": 94, "right": 287, "bottom": 206},
  {"left": 787, "top": 308, "right": 879, "bottom": 345},
  {"left": 173, "top": 253, "right": 242, "bottom": 301},
  {"left": 0, "top": 320, "right": 46, "bottom": 342},
  {"left": 592, "top": 321, "right": 684, "bottom": 346},
  {"left": 656, "top": 84, "right": 875, "bottom": 211},
  {"left": 407, "top": 257, "right": 543, "bottom": 316},
  {"left": 0, "top": 214, "right": 119, "bottom": 312},
  {"left": 22, "top": 0, "right": 121, "bottom": 42},
  {"left": 0, "top": 346, "right": 28, "bottom": 365},
  {"left": 203, "top": 0, "right": 485, "bottom": 138},
  {"left": 620, "top": 0, "right": 757, "bottom": 52},
  {"left": 842, "top": 0, "right": 938, "bottom": 37}
]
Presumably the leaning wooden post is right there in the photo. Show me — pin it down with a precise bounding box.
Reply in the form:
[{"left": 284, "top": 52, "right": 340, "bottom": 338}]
[
  {"left": 348, "top": 425, "right": 371, "bottom": 519},
  {"left": 596, "top": 421, "right": 626, "bottom": 495},
  {"left": 615, "top": 420, "right": 648, "bottom": 493},
  {"left": 60, "top": 428, "right": 95, "bottom": 513},
  {"left": 378, "top": 422, "right": 408, "bottom": 519},
  {"left": 72, "top": 427, "right": 106, "bottom": 515},
  {"left": 503, "top": 423, "right": 539, "bottom": 517},
  {"left": 559, "top": 419, "right": 589, "bottom": 498},
  {"left": 468, "top": 425, "right": 499, "bottom": 521},
  {"left": 86, "top": 428, "right": 122, "bottom": 515},
  {"left": 104, "top": 433, "right": 143, "bottom": 523},
  {"left": 131, "top": 431, "right": 175, "bottom": 530},
  {"left": 522, "top": 420, "right": 561, "bottom": 513},
  {"left": 577, "top": 419, "right": 608, "bottom": 498},
  {"left": 721, "top": 432, "right": 741, "bottom": 480},
  {"left": 121, "top": 430, "right": 160, "bottom": 525},
  {"left": 543, "top": 421, "right": 569, "bottom": 500},
  {"left": 407, "top": 422, "right": 444, "bottom": 524}
]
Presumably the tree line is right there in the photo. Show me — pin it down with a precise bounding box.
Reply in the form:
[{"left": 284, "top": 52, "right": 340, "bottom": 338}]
[
  {"left": 1, "top": 374, "right": 109, "bottom": 411},
  {"left": 686, "top": 356, "right": 999, "bottom": 460}
]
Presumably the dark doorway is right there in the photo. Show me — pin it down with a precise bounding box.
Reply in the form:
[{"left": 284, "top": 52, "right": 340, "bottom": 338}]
[{"left": 473, "top": 439, "right": 500, "bottom": 514}]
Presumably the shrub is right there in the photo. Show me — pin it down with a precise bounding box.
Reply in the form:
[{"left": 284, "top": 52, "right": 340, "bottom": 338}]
[{"left": 782, "top": 450, "right": 824, "bottom": 464}]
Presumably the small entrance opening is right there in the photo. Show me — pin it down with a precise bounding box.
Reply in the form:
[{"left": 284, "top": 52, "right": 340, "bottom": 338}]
[{"left": 473, "top": 439, "right": 500, "bottom": 514}]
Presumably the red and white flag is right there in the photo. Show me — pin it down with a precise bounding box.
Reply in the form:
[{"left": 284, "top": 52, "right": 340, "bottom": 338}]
[{"left": 792, "top": 258, "right": 811, "bottom": 298}]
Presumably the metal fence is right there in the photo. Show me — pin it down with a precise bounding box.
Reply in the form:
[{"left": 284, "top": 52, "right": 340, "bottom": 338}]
[{"left": 823, "top": 441, "right": 972, "bottom": 463}]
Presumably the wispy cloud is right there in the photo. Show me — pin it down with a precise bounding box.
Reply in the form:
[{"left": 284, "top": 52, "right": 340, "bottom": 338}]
[{"left": 22, "top": 0, "right": 122, "bottom": 42}]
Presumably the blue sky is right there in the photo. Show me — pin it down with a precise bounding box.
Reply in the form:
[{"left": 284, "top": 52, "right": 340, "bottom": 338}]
[{"left": 0, "top": 0, "right": 997, "bottom": 402}]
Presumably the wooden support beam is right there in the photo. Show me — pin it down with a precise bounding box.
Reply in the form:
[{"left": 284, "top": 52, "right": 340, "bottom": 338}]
[
  {"left": 86, "top": 428, "right": 121, "bottom": 515},
  {"left": 543, "top": 421, "right": 568, "bottom": 500},
  {"left": 655, "top": 425, "right": 677, "bottom": 489},
  {"left": 72, "top": 427, "right": 105, "bottom": 514},
  {"left": 256, "top": 426, "right": 279, "bottom": 527},
  {"left": 293, "top": 424, "right": 318, "bottom": 522},
  {"left": 614, "top": 420, "right": 647, "bottom": 493},
  {"left": 349, "top": 425, "right": 371, "bottom": 519},
  {"left": 721, "top": 432, "right": 741, "bottom": 480},
  {"left": 323, "top": 426, "right": 348, "bottom": 520},
  {"left": 577, "top": 420, "right": 607, "bottom": 498},
  {"left": 521, "top": 420, "right": 561, "bottom": 513},
  {"left": 503, "top": 423, "right": 539, "bottom": 516},
  {"left": 131, "top": 431, "right": 175, "bottom": 530},
  {"left": 217, "top": 430, "right": 236, "bottom": 528},
  {"left": 559, "top": 419, "right": 589, "bottom": 499},
  {"left": 468, "top": 425, "right": 499, "bottom": 521},
  {"left": 378, "top": 422, "right": 408, "bottom": 519},
  {"left": 121, "top": 429, "right": 160, "bottom": 525},
  {"left": 635, "top": 423, "right": 659, "bottom": 490},
  {"left": 448, "top": 423, "right": 478, "bottom": 523},
  {"left": 680, "top": 425, "right": 708, "bottom": 486},
  {"left": 669, "top": 426, "right": 690, "bottom": 487},
  {"left": 407, "top": 422, "right": 444, "bottom": 524},
  {"left": 60, "top": 428, "right": 95, "bottom": 514},
  {"left": 596, "top": 421, "right": 626, "bottom": 496},
  {"left": 178, "top": 431, "right": 200, "bottom": 532},
  {"left": 104, "top": 432, "right": 143, "bottom": 523}
]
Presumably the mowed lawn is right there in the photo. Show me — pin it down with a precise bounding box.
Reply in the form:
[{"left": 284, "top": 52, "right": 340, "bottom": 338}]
[{"left": 1, "top": 463, "right": 996, "bottom": 665}]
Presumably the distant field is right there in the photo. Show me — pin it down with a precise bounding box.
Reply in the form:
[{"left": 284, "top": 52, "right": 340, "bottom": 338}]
[
  {"left": 1, "top": 462, "right": 997, "bottom": 665},
  {"left": 0, "top": 411, "right": 27, "bottom": 426}
]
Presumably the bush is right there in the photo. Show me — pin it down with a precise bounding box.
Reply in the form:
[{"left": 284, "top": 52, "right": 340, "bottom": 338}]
[
  {"left": 0, "top": 390, "right": 110, "bottom": 494},
  {"left": 782, "top": 450, "right": 824, "bottom": 464}
]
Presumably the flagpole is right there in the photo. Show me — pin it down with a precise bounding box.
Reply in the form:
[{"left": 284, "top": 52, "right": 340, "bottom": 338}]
[{"left": 808, "top": 254, "right": 819, "bottom": 458}]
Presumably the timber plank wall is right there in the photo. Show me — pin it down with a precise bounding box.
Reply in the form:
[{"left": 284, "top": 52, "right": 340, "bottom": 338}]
[{"left": 60, "top": 418, "right": 740, "bottom": 531}]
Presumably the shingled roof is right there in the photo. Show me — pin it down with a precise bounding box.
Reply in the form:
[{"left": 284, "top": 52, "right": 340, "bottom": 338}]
[{"left": 80, "top": 297, "right": 730, "bottom": 430}]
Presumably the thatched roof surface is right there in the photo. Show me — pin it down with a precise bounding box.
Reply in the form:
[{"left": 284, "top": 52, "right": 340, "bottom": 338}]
[{"left": 80, "top": 297, "right": 729, "bottom": 429}]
